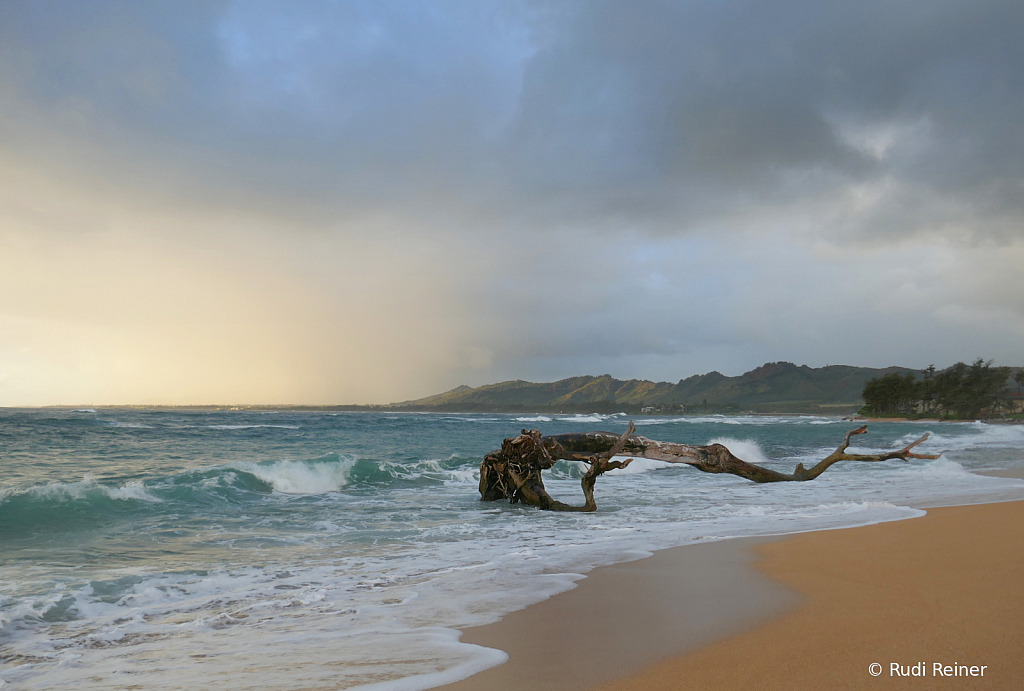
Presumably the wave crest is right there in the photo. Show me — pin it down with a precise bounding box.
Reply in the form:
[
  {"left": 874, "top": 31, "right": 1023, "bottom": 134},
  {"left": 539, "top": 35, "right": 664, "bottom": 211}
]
[
  {"left": 707, "top": 438, "right": 771, "bottom": 465},
  {"left": 15, "top": 475, "right": 163, "bottom": 504},
  {"left": 226, "top": 456, "right": 355, "bottom": 494}
]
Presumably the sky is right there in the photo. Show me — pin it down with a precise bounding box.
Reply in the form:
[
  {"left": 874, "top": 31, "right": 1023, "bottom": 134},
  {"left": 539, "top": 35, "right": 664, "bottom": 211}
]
[{"left": 0, "top": 0, "right": 1022, "bottom": 405}]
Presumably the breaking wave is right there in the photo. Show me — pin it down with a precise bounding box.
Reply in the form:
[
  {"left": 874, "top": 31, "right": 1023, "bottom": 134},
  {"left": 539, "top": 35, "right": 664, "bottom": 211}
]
[
  {"left": 225, "top": 457, "right": 354, "bottom": 494},
  {"left": 707, "top": 437, "right": 772, "bottom": 465}
]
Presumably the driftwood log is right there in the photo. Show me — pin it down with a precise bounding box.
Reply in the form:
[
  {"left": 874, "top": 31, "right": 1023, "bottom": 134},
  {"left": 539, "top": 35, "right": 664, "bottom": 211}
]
[{"left": 479, "top": 423, "right": 939, "bottom": 512}]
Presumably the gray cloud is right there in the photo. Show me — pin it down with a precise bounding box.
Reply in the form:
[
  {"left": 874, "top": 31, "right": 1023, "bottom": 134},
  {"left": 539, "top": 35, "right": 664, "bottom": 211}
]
[
  {"left": 2, "top": 0, "right": 1022, "bottom": 234},
  {"left": 0, "top": 1, "right": 1021, "bottom": 403}
]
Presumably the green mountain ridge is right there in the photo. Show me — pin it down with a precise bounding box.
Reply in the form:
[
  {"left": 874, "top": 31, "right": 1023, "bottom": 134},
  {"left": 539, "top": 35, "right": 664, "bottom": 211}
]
[{"left": 394, "top": 362, "right": 925, "bottom": 414}]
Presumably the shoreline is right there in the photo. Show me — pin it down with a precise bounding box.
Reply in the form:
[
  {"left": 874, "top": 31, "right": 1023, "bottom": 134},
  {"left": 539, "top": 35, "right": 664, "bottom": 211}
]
[
  {"left": 437, "top": 537, "right": 801, "bottom": 691},
  {"left": 598, "top": 499, "right": 1024, "bottom": 690},
  {"left": 851, "top": 416, "right": 1023, "bottom": 424},
  {"left": 437, "top": 497, "right": 1024, "bottom": 691}
]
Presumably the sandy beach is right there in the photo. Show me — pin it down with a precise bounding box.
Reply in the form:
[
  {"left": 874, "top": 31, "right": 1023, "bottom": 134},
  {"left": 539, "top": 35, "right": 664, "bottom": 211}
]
[
  {"left": 442, "top": 499, "right": 1024, "bottom": 691},
  {"left": 440, "top": 537, "right": 800, "bottom": 691}
]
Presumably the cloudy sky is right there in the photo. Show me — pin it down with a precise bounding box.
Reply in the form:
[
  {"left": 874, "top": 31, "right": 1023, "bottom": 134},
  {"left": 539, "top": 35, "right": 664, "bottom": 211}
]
[{"left": 0, "top": 0, "right": 1021, "bottom": 405}]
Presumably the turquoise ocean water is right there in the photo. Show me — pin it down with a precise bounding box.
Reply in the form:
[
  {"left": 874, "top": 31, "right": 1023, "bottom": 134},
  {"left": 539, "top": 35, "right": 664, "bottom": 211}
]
[{"left": 2, "top": 409, "right": 1023, "bottom": 689}]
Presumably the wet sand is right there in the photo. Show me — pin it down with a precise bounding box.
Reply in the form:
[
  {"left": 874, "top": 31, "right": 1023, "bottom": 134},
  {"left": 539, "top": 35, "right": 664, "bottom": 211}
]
[
  {"left": 598, "top": 500, "right": 1024, "bottom": 691},
  {"left": 438, "top": 537, "right": 801, "bottom": 691},
  {"left": 439, "top": 500, "right": 1024, "bottom": 691},
  {"left": 977, "top": 466, "right": 1024, "bottom": 480}
]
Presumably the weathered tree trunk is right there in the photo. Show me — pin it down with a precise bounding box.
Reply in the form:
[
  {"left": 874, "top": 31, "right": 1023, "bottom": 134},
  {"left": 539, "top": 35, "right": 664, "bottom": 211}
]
[{"left": 479, "top": 423, "right": 938, "bottom": 512}]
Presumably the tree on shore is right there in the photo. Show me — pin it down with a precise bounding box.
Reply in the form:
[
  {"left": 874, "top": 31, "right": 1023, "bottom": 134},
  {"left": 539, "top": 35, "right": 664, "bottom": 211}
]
[
  {"left": 860, "top": 359, "right": 1011, "bottom": 418},
  {"left": 479, "top": 422, "right": 937, "bottom": 512},
  {"left": 861, "top": 372, "right": 919, "bottom": 415},
  {"left": 920, "top": 364, "right": 937, "bottom": 414}
]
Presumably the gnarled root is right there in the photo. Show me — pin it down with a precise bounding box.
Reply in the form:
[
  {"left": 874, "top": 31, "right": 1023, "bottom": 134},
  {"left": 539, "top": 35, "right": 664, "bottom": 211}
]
[{"left": 479, "top": 422, "right": 637, "bottom": 512}]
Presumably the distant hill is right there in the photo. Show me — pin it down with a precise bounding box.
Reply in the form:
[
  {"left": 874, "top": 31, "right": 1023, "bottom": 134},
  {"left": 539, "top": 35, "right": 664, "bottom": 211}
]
[{"left": 393, "top": 362, "right": 925, "bottom": 414}]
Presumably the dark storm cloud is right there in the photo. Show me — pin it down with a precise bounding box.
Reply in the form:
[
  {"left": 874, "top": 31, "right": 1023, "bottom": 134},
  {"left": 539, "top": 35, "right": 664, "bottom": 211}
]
[
  {"left": 2, "top": 0, "right": 1022, "bottom": 236},
  {"left": 506, "top": 0, "right": 1024, "bottom": 234}
]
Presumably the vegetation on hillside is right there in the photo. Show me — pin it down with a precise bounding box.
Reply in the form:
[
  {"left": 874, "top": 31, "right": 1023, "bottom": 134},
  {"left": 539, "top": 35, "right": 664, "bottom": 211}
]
[
  {"left": 860, "top": 359, "right": 1017, "bottom": 419},
  {"left": 395, "top": 362, "right": 922, "bottom": 414}
]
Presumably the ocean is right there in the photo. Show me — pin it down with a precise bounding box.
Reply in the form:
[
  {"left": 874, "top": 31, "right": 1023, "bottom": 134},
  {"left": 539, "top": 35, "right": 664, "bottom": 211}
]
[{"left": 2, "top": 409, "right": 1023, "bottom": 690}]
